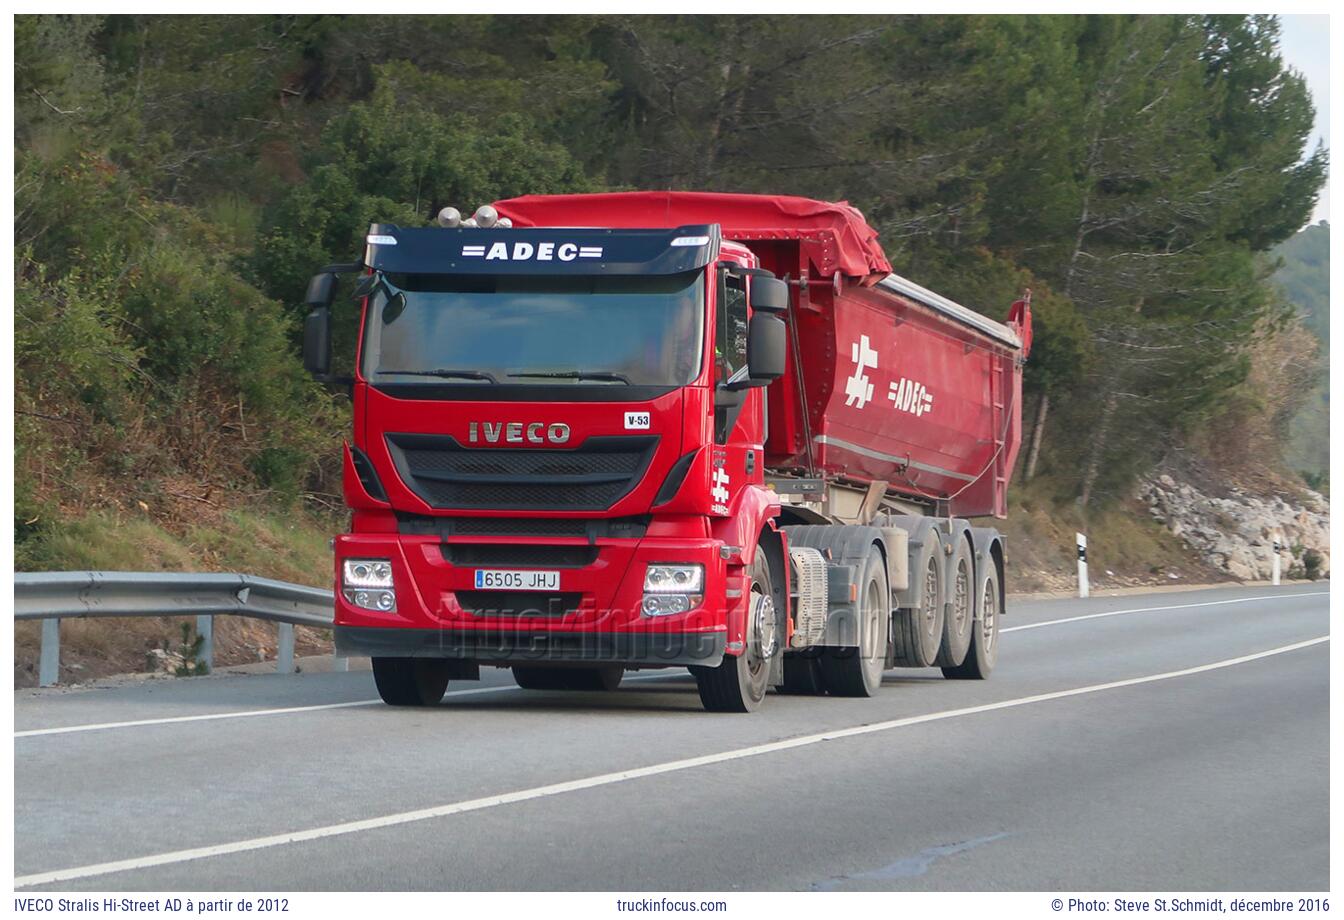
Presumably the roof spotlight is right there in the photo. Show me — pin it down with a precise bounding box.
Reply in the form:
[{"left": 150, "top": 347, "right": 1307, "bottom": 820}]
[
  {"left": 462, "top": 217, "right": 478, "bottom": 228},
  {"left": 497, "top": 217, "right": 512, "bottom": 228},
  {"left": 474, "top": 205, "right": 498, "bottom": 229},
  {"left": 437, "top": 206, "right": 462, "bottom": 228}
]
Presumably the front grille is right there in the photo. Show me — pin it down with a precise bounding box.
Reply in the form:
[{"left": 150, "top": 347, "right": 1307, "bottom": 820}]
[
  {"left": 454, "top": 591, "right": 584, "bottom": 617},
  {"left": 396, "top": 515, "right": 650, "bottom": 539},
  {"left": 441, "top": 544, "right": 599, "bottom": 568},
  {"left": 452, "top": 518, "right": 590, "bottom": 537},
  {"left": 386, "top": 434, "right": 658, "bottom": 511}
]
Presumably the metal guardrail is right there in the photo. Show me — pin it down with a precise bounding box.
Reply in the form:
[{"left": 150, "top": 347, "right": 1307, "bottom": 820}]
[{"left": 14, "top": 572, "right": 337, "bottom": 687}]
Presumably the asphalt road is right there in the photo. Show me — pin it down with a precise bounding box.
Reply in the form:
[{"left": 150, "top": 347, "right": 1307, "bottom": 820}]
[{"left": 13, "top": 583, "right": 1329, "bottom": 891}]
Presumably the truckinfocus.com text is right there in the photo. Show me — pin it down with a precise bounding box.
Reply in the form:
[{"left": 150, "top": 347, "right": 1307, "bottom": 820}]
[{"left": 616, "top": 898, "right": 729, "bottom": 912}]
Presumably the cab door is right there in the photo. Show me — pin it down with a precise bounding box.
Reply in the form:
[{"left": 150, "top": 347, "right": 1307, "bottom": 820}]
[{"left": 710, "top": 262, "right": 766, "bottom": 514}]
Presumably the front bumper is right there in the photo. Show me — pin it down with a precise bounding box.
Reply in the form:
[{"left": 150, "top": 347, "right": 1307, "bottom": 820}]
[
  {"left": 332, "top": 525, "right": 738, "bottom": 667},
  {"left": 335, "top": 625, "right": 725, "bottom": 667}
]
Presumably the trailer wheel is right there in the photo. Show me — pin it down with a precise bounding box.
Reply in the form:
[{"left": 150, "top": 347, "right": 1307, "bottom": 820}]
[
  {"left": 818, "top": 543, "right": 889, "bottom": 697},
  {"left": 891, "top": 537, "right": 944, "bottom": 668},
  {"left": 943, "top": 559, "right": 1000, "bottom": 679},
  {"left": 692, "top": 552, "right": 776, "bottom": 712},
  {"left": 372, "top": 658, "right": 450, "bottom": 706},
  {"left": 934, "top": 537, "right": 974, "bottom": 668},
  {"left": 512, "top": 665, "right": 623, "bottom": 691}
]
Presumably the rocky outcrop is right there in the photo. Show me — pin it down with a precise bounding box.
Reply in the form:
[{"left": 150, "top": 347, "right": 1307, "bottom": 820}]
[{"left": 1139, "top": 474, "right": 1329, "bottom": 582}]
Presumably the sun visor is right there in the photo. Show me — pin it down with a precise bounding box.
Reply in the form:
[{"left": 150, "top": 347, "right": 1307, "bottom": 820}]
[{"left": 364, "top": 224, "right": 721, "bottom": 276}]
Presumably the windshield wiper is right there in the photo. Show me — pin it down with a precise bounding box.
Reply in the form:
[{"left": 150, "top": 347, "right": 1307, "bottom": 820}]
[
  {"left": 377, "top": 368, "right": 497, "bottom": 382},
  {"left": 508, "top": 370, "right": 633, "bottom": 384}
]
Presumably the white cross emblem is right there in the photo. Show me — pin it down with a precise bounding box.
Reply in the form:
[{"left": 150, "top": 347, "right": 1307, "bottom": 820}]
[
  {"left": 711, "top": 467, "right": 731, "bottom": 507},
  {"left": 844, "top": 335, "right": 878, "bottom": 408}
]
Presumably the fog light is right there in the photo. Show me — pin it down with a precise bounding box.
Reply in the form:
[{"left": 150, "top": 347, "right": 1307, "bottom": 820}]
[
  {"left": 641, "top": 593, "right": 702, "bottom": 617},
  {"left": 344, "top": 588, "right": 396, "bottom": 613}
]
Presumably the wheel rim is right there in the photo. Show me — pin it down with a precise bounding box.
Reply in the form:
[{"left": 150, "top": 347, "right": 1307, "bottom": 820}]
[
  {"left": 921, "top": 556, "right": 940, "bottom": 642},
  {"left": 953, "top": 559, "right": 971, "bottom": 637},
  {"left": 863, "top": 572, "right": 884, "bottom": 683},
  {"left": 981, "top": 578, "right": 997, "bottom": 652},
  {"left": 749, "top": 586, "right": 777, "bottom": 668}
]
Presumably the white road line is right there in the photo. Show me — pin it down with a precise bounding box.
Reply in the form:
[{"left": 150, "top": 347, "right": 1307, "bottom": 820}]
[
  {"left": 14, "top": 673, "right": 690, "bottom": 739},
  {"left": 1001, "top": 591, "right": 1328, "bottom": 634},
  {"left": 14, "top": 699, "right": 383, "bottom": 737},
  {"left": 15, "top": 634, "right": 1328, "bottom": 888}
]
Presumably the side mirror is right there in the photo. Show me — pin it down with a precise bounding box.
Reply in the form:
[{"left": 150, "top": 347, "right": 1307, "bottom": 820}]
[
  {"left": 303, "top": 308, "right": 331, "bottom": 377},
  {"left": 305, "top": 272, "right": 337, "bottom": 309},
  {"left": 748, "top": 277, "right": 789, "bottom": 313},
  {"left": 746, "top": 313, "right": 787, "bottom": 384}
]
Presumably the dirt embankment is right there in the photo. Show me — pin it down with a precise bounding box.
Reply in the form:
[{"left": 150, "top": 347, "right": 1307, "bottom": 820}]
[{"left": 13, "top": 489, "right": 341, "bottom": 688}]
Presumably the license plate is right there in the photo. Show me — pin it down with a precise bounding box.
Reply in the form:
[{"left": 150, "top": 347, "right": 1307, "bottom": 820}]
[{"left": 473, "top": 569, "right": 561, "bottom": 591}]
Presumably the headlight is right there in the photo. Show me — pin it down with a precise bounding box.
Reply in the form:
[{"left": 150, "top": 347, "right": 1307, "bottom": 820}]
[
  {"left": 644, "top": 564, "right": 704, "bottom": 593},
  {"left": 343, "top": 559, "right": 393, "bottom": 588},
  {"left": 642, "top": 564, "right": 703, "bottom": 617}
]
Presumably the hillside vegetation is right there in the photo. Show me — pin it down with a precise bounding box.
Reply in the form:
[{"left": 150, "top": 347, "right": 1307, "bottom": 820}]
[
  {"left": 1274, "top": 222, "right": 1330, "bottom": 486},
  {"left": 12, "top": 16, "right": 1328, "bottom": 680}
]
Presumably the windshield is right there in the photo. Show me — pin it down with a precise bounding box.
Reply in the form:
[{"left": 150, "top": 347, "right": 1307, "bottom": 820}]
[{"left": 360, "top": 271, "right": 705, "bottom": 388}]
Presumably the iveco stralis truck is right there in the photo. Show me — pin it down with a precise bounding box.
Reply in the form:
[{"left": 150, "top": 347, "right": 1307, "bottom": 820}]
[{"left": 302, "top": 192, "right": 1032, "bottom": 712}]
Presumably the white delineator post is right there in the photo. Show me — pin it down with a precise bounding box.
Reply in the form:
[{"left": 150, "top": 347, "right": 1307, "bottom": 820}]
[
  {"left": 1077, "top": 532, "right": 1089, "bottom": 598},
  {"left": 1272, "top": 529, "right": 1283, "bottom": 587}
]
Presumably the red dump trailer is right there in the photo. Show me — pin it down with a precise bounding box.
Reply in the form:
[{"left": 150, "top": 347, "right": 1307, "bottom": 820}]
[{"left": 303, "top": 191, "right": 1032, "bottom": 712}]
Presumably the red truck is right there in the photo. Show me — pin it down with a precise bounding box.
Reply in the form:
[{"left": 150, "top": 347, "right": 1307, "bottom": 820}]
[{"left": 302, "top": 191, "right": 1031, "bottom": 712}]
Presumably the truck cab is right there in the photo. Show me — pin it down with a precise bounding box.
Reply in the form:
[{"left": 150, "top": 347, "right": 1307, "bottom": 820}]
[
  {"left": 305, "top": 192, "right": 1028, "bottom": 713},
  {"left": 306, "top": 218, "right": 793, "bottom": 711}
]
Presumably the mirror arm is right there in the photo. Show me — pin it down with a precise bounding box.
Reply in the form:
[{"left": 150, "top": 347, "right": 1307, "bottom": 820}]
[{"left": 714, "top": 385, "right": 746, "bottom": 408}]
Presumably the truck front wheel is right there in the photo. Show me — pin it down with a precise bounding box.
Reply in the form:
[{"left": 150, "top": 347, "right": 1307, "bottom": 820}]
[
  {"left": 692, "top": 552, "right": 776, "bottom": 712},
  {"left": 372, "top": 657, "right": 450, "bottom": 706}
]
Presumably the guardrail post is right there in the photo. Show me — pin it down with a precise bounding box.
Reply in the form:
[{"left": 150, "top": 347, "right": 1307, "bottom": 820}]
[
  {"left": 39, "top": 618, "right": 60, "bottom": 687},
  {"left": 277, "top": 622, "right": 295, "bottom": 674},
  {"left": 196, "top": 615, "right": 214, "bottom": 671}
]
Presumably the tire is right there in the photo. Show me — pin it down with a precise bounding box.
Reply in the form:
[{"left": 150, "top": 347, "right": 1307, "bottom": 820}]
[
  {"left": 372, "top": 657, "right": 450, "bottom": 706},
  {"left": 934, "top": 536, "right": 974, "bottom": 668},
  {"left": 943, "top": 558, "right": 1001, "bottom": 679},
  {"left": 891, "top": 534, "right": 945, "bottom": 668},
  {"left": 818, "top": 543, "right": 889, "bottom": 697},
  {"left": 692, "top": 551, "right": 777, "bottom": 712},
  {"left": 512, "top": 665, "right": 623, "bottom": 691}
]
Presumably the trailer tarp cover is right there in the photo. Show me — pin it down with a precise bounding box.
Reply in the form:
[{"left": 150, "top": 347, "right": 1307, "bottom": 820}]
[{"left": 494, "top": 191, "right": 892, "bottom": 281}]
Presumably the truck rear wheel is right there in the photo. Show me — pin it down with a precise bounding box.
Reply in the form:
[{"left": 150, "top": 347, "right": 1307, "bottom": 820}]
[
  {"left": 943, "top": 560, "right": 1000, "bottom": 679},
  {"left": 512, "top": 665, "right": 623, "bottom": 691},
  {"left": 934, "top": 537, "right": 974, "bottom": 668},
  {"left": 692, "top": 552, "right": 776, "bottom": 712},
  {"left": 891, "top": 537, "right": 945, "bottom": 668},
  {"left": 372, "top": 657, "right": 450, "bottom": 706},
  {"left": 818, "top": 544, "right": 889, "bottom": 697}
]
